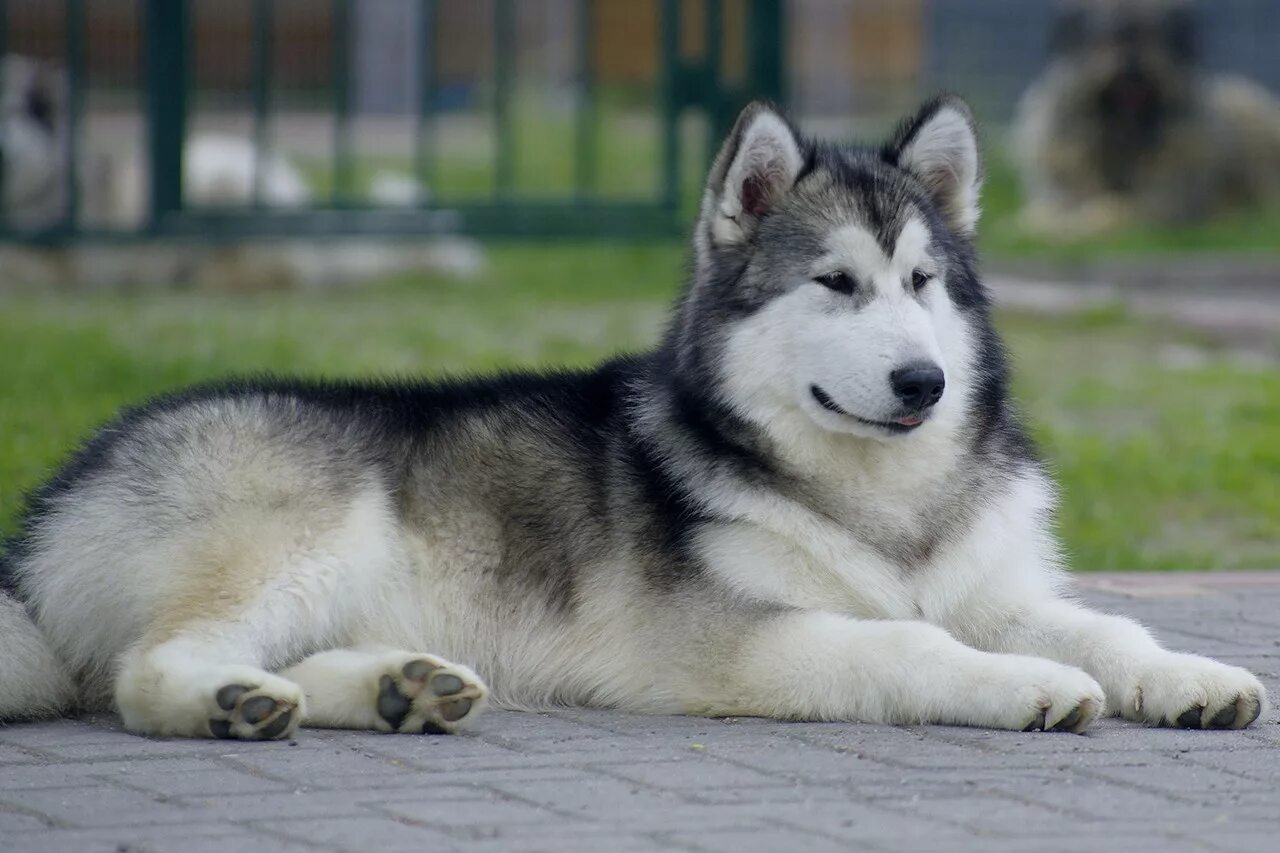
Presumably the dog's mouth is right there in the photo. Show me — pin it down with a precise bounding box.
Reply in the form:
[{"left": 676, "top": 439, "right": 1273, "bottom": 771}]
[{"left": 809, "top": 385, "right": 923, "bottom": 433}]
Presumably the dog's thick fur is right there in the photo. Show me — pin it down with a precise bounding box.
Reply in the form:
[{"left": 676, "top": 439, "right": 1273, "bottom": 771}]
[
  {"left": 0, "top": 96, "right": 1266, "bottom": 739},
  {"left": 1013, "top": 0, "right": 1280, "bottom": 234}
]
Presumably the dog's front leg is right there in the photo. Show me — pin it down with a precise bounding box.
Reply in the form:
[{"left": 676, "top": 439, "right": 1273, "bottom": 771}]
[
  {"left": 690, "top": 610, "right": 1104, "bottom": 732},
  {"left": 961, "top": 599, "right": 1267, "bottom": 729}
]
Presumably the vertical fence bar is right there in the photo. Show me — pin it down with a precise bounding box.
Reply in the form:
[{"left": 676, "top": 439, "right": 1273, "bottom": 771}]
[
  {"left": 660, "top": 0, "right": 681, "bottom": 210},
  {"left": 492, "top": 0, "right": 515, "bottom": 196},
  {"left": 414, "top": 0, "right": 438, "bottom": 200},
  {"left": 146, "top": 0, "right": 188, "bottom": 233},
  {"left": 63, "top": 0, "right": 87, "bottom": 232},
  {"left": 573, "top": 0, "right": 596, "bottom": 197},
  {"left": 250, "top": 0, "right": 274, "bottom": 208},
  {"left": 747, "top": 0, "right": 784, "bottom": 104},
  {"left": 331, "top": 0, "right": 352, "bottom": 205},
  {"left": 705, "top": 0, "right": 725, "bottom": 163}
]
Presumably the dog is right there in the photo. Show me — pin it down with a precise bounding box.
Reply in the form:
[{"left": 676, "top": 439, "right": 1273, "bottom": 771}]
[
  {"left": 0, "top": 96, "right": 1266, "bottom": 740},
  {"left": 1012, "top": 0, "right": 1280, "bottom": 234},
  {"left": 0, "top": 55, "right": 67, "bottom": 231}
]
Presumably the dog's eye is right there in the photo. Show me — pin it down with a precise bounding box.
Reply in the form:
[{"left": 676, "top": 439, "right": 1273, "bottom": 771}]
[
  {"left": 911, "top": 269, "right": 932, "bottom": 291},
  {"left": 814, "top": 271, "right": 856, "bottom": 295}
]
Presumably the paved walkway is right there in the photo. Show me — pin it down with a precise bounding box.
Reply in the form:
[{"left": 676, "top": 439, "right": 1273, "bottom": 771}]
[
  {"left": 987, "top": 267, "right": 1280, "bottom": 352},
  {"left": 2, "top": 574, "right": 1277, "bottom": 853}
]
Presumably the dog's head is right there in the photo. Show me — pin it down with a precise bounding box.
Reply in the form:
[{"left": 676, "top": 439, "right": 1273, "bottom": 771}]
[
  {"left": 675, "top": 96, "right": 990, "bottom": 448},
  {"left": 1049, "top": 0, "right": 1198, "bottom": 132}
]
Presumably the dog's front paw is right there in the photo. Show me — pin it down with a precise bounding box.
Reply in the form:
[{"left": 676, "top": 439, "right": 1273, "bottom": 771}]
[
  {"left": 971, "top": 657, "right": 1105, "bottom": 733},
  {"left": 1120, "top": 654, "right": 1266, "bottom": 729},
  {"left": 1011, "top": 660, "right": 1105, "bottom": 733}
]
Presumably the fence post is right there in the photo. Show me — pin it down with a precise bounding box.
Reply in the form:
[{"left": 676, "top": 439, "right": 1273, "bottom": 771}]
[
  {"left": 659, "top": 0, "right": 681, "bottom": 213},
  {"left": 145, "top": 0, "right": 189, "bottom": 233},
  {"left": 748, "top": 0, "right": 785, "bottom": 105}
]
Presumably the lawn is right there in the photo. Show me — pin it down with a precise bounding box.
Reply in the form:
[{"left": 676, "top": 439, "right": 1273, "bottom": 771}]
[{"left": 2, "top": 242, "right": 1278, "bottom": 571}]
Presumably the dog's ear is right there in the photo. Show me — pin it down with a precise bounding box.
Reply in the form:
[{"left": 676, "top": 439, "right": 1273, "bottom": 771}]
[
  {"left": 886, "top": 95, "right": 982, "bottom": 237},
  {"left": 701, "top": 102, "right": 803, "bottom": 248},
  {"left": 1049, "top": 4, "right": 1089, "bottom": 57}
]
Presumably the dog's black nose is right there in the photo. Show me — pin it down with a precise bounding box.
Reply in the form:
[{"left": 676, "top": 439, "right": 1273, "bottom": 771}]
[{"left": 890, "top": 365, "right": 945, "bottom": 409}]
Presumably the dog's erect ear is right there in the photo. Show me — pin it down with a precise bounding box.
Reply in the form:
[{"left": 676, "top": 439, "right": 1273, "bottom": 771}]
[
  {"left": 702, "top": 102, "right": 803, "bottom": 248},
  {"left": 1049, "top": 4, "right": 1089, "bottom": 57},
  {"left": 887, "top": 96, "right": 982, "bottom": 237}
]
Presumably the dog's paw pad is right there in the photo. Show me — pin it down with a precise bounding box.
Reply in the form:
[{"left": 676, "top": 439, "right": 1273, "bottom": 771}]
[
  {"left": 440, "top": 698, "right": 473, "bottom": 722},
  {"left": 402, "top": 659, "right": 436, "bottom": 682},
  {"left": 377, "top": 674, "right": 413, "bottom": 730},
  {"left": 208, "top": 681, "right": 301, "bottom": 741},
  {"left": 241, "top": 695, "right": 278, "bottom": 724},
  {"left": 373, "top": 654, "right": 487, "bottom": 734},
  {"left": 1171, "top": 706, "right": 1203, "bottom": 729},
  {"left": 1210, "top": 705, "right": 1237, "bottom": 728},
  {"left": 215, "top": 684, "right": 250, "bottom": 711},
  {"left": 430, "top": 673, "right": 465, "bottom": 696}
]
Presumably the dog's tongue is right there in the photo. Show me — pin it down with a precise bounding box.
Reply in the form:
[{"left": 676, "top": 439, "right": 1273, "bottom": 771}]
[{"left": 896, "top": 415, "right": 923, "bottom": 427}]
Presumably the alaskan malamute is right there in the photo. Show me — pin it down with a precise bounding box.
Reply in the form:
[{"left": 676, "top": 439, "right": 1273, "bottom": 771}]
[{"left": 1, "top": 96, "right": 1265, "bottom": 739}]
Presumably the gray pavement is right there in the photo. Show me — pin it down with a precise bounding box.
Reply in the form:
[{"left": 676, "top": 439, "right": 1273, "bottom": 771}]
[{"left": 2, "top": 573, "right": 1278, "bottom": 853}]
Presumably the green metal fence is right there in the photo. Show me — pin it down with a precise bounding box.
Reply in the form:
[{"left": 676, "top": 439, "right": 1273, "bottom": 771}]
[{"left": 1, "top": 0, "right": 784, "bottom": 244}]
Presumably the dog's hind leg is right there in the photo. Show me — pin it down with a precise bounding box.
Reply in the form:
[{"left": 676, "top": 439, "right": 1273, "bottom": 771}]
[
  {"left": 112, "top": 490, "right": 400, "bottom": 740},
  {"left": 281, "top": 648, "right": 487, "bottom": 734},
  {"left": 116, "top": 631, "right": 306, "bottom": 740},
  {"left": 112, "top": 556, "right": 343, "bottom": 740}
]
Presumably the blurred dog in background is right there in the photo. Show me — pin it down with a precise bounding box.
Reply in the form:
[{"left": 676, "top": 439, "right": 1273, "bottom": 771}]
[
  {"left": 0, "top": 55, "right": 68, "bottom": 231},
  {"left": 1, "top": 53, "right": 311, "bottom": 233},
  {"left": 1013, "top": 0, "right": 1280, "bottom": 235},
  {"left": 0, "top": 53, "right": 479, "bottom": 289}
]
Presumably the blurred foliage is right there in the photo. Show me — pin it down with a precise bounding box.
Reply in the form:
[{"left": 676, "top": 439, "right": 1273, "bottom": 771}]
[{"left": 3, "top": 243, "right": 1278, "bottom": 570}]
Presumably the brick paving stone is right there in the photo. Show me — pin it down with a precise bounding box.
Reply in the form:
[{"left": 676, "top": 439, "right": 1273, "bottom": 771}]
[
  {"left": 265, "top": 815, "right": 466, "bottom": 851},
  {"left": 1, "top": 572, "right": 1278, "bottom": 852}
]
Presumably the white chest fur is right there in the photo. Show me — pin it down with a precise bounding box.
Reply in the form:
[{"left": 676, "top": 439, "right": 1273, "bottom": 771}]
[{"left": 692, "top": 469, "right": 1062, "bottom": 626}]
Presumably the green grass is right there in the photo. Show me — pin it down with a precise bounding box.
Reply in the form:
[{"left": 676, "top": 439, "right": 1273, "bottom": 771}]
[{"left": 3, "top": 243, "right": 1278, "bottom": 571}]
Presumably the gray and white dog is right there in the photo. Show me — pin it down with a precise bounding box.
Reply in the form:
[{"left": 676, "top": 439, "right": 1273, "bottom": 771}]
[
  {"left": 1013, "top": 0, "right": 1280, "bottom": 234},
  {"left": 0, "top": 96, "right": 1266, "bottom": 740}
]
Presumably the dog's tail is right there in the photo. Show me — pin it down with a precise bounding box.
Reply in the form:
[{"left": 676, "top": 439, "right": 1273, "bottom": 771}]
[{"left": 0, "top": 590, "right": 75, "bottom": 719}]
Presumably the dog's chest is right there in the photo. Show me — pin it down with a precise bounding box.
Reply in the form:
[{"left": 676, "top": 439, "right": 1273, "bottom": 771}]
[
  {"left": 693, "top": 518, "right": 922, "bottom": 620},
  {"left": 693, "top": 465, "right": 988, "bottom": 620}
]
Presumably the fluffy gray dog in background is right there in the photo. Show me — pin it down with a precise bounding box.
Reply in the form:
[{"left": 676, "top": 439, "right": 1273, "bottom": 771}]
[{"left": 1013, "top": 0, "right": 1280, "bottom": 235}]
